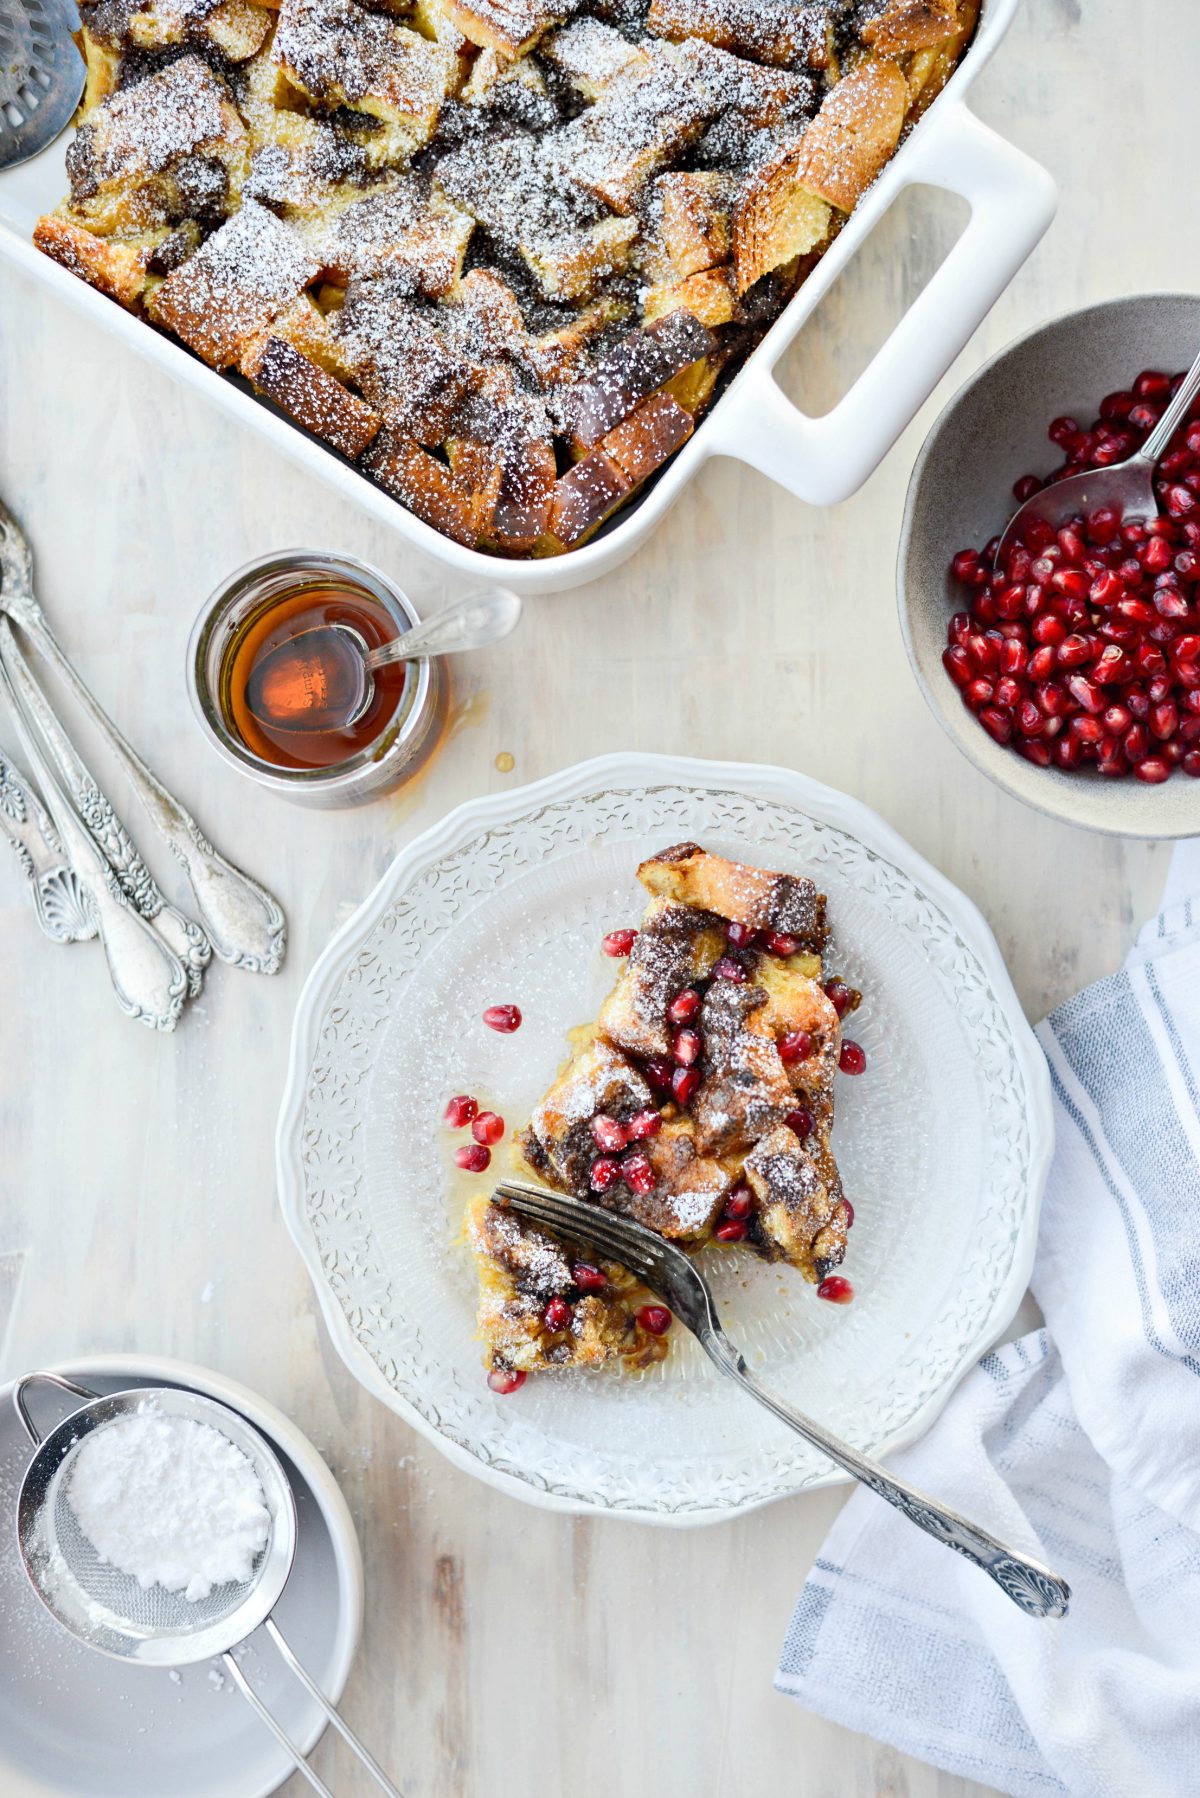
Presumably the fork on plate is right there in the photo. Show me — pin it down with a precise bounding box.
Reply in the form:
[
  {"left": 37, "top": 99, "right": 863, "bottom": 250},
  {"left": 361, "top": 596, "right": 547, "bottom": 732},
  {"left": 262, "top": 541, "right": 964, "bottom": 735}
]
[{"left": 492, "top": 1179, "right": 1071, "bottom": 1621}]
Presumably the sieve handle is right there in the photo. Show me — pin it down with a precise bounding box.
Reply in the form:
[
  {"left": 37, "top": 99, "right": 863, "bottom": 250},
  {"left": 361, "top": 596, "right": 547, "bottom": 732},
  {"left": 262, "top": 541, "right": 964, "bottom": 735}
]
[
  {"left": 13, "top": 1372, "right": 97, "bottom": 1445},
  {"left": 265, "top": 1618, "right": 402, "bottom": 1797},
  {"left": 223, "top": 1652, "right": 337, "bottom": 1798}
]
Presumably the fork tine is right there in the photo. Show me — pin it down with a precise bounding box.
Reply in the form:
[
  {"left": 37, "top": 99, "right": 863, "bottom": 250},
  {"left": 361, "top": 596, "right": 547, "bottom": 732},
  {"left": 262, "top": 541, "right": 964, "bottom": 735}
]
[{"left": 492, "top": 1182, "right": 663, "bottom": 1285}]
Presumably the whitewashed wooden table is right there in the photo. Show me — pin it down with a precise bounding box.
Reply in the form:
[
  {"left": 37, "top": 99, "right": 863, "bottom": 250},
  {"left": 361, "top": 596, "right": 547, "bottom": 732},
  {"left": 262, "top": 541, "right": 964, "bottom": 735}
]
[{"left": 0, "top": 3, "right": 1195, "bottom": 1791}]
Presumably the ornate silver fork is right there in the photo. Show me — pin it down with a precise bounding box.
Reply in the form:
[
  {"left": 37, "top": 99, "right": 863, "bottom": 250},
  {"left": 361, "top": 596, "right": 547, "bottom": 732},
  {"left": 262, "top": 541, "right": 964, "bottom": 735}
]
[
  {"left": 492, "top": 1179, "right": 1071, "bottom": 1621},
  {"left": 0, "top": 495, "right": 286, "bottom": 975}
]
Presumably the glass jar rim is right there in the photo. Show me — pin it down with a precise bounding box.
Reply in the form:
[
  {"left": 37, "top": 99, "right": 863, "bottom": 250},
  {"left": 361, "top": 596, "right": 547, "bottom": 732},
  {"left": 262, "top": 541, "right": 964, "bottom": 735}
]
[{"left": 187, "top": 549, "right": 433, "bottom": 791}]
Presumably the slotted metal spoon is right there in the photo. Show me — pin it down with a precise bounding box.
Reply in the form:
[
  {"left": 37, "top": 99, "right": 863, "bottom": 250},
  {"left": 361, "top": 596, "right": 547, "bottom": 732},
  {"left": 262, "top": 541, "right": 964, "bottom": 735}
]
[
  {"left": 13, "top": 1372, "right": 400, "bottom": 1798},
  {"left": 0, "top": 0, "right": 84, "bottom": 170}
]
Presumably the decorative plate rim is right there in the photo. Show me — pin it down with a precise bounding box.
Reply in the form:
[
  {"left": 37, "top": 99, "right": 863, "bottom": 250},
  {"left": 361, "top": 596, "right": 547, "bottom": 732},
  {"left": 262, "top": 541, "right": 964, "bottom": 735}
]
[{"left": 276, "top": 753, "right": 1054, "bottom": 1525}]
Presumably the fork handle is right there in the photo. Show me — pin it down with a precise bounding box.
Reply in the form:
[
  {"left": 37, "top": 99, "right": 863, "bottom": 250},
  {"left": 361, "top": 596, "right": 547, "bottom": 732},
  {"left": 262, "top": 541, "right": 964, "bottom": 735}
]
[{"left": 700, "top": 1328, "right": 1070, "bottom": 1620}]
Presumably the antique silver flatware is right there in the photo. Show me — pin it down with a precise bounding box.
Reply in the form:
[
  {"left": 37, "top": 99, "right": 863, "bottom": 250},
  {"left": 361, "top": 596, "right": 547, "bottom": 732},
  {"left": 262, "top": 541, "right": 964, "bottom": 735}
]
[
  {"left": 997, "top": 338, "right": 1200, "bottom": 564},
  {"left": 0, "top": 750, "right": 95, "bottom": 943},
  {"left": 0, "top": 497, "right": 286, "bottom": 974},
  {"left": 493, "top": 1179, "right": 1072, "bottom": 1621},
  {"left": 0, "top": 629, "right": 211, "bottom": 994},
  {"left": 0, "top": 634, "right": 188, "bottom": 1029},
  {"left": 13, "top": 1372, "right": 401, "bottom": 1798},
  {"left": 0, "top": 0, "right": 85, "bottom": 171}
]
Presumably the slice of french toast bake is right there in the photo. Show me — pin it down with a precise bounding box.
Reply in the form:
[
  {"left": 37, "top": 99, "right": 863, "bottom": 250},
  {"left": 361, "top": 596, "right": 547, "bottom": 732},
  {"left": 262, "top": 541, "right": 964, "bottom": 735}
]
[
  {"left": 35, "top": 0, "right": 977, "bottom": 557},
  {"left": 470, "top": 844, "right": 861, "bottom": 1380}
]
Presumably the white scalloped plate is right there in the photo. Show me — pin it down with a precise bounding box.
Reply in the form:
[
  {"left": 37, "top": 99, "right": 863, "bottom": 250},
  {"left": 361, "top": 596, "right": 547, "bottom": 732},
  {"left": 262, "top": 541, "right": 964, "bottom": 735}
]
[{"left": 276, "top": 755, "right": 1053, "bottom": 1523}]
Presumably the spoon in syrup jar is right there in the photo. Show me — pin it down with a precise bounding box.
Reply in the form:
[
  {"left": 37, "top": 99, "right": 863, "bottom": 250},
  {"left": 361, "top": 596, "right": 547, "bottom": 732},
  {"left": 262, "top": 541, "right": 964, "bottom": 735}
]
[{"left": 244, "top": 587, "right": 522, "bottom": 735}]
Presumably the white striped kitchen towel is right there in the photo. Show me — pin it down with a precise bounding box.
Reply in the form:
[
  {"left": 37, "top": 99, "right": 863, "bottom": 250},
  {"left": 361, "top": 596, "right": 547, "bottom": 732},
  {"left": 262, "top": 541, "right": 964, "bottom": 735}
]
[{"left": 776, "top": 842, "right": 1200, "bottom": 1798}]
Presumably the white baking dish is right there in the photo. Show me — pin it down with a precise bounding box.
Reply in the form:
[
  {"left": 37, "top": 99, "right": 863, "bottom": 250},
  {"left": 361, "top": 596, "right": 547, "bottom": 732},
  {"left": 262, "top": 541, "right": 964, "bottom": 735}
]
[{"left": 0, "top": 0, "right": 1054, "bottom": 593}]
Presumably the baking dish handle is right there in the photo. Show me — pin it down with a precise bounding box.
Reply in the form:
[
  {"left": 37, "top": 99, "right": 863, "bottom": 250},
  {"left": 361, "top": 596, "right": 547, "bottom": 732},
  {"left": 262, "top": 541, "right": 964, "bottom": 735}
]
[{"left": 706, "top": 105, "right": 1057, "bottom": 507}]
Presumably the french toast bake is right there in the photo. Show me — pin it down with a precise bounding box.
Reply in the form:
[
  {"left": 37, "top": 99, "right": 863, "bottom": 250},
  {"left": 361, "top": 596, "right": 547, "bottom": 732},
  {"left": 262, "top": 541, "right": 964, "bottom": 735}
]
[
  {"left": 36, "top": 0, "right": 977, "bottom": 557},
  {"left": 467, "top": 843, "right": 862, "bottom": 1382}
]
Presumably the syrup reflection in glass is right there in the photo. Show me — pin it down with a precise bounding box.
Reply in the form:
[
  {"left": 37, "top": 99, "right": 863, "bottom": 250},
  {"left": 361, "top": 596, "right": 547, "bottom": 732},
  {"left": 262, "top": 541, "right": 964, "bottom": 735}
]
[
  {"left": 224, "top": 582, "right": 406, "bottom": 770},
  {"left": 188, "top": 551, "right": 445, "bottom": 807}
]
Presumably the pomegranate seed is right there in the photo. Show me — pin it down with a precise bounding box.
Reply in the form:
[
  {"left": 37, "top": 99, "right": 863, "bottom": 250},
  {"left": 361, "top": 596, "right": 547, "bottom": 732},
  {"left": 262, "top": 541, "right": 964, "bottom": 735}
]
[
  {"left": 1000, "top": 639, "right": 1028, "bottom": 676},
  {"left": 636, "top": 1304, "right": 673, "bottom": 1336},
  {"left": 1017, "top": 699, "right": 1045, "bottom": 738},
  {"left": 626, "top": 1108, "right": 662, "bottom": 1142},
  {"left": 644, "top": 1058, "right": 675, "bottom": 1091},
  {"left": 714, "top": 1219, "right": 748, "bottom": 1242},
  {"left": 1135, "top": 757, "right": 1171, "bottom": 783},
  {"left": 1067, "top": 674, "right": 1104, "bottom": 714},
  {"left": 1071, "top": 715, "right": 1104, "bottom": 745},
  {"left": 968, "top": 632, "right": 999, "bottom": 673},
  {"left": 1183, "top": 751, "right": 1200, "bottom": 776},
  {"left": 673, "top": 1028, "right": 702, "bottom": 1066},
  {"left": 725, "top": 920, "right": 758, "bottom": 949},
  {"left": 1048, "top": 414, "right": 1079, "bottom": 447},
  {"left": 839, "top": 1040, "right": 867, "bottom": 1076},
  {"left": 1019, "top": 739, "right": 1053, "bottom": 768},
  {"left": 1124, "top": 723, "right": 1149, "bottom": 763},
  {"left": 487, "top": 1368, "right": 525, "bottom": 1394},
  {"left": 589, "top": 1156, "right": 621, "bottom": 1193},
  {"left": 671, "top": 1066, "right": 700, "bottom": 1105},
  {"left": 483, "top": 1004, "right": 522, "bottom": 1033},
  {"left": 1098, "top": 756, "right": 1130, "bottom": 779},
  {"left": 765, "top": 931, "right": 799, "bottom": 956},
  {"left": 816, "top": 1276, "right": 854, "bottom": 1305},
  {"left": 824, "top": 980, "right": 852, "bottom": 1016},
  {"left": 711, "top": 957, "right": 747, "bottom": 983},
  {"left": 1055, "top": 734, "right": 1083, "bottom": 769},
  {"left": 1056, "top": 633, "right": 1091, "bottom": 668},
  {"left": 1090, "top": 570, "right": 1125, "bottom": 607},
  {"left": 1012, "top": 474, "right": 1040, "bottom": 502},
  {"left": 840, "top": 1198, "right": 855, "bottom": 1228},
  {"left": 602, "top": 929, "right": 638, "bottom": 957},
  {"left": 544, "top": 1298, "right": 571, "bottom": 1331},
  {"left": 951, "top": 549, "right": 981, "bottom": 583},
  {"left": 591, "top": 1114, "right": 628, "bottom": 1153},
  {"left": 785, "top": 1106, "right": 815, "bottom": 1138},
  {"left": 943, "top": 645, "right": 974, "bottom": 688},
  {"left": 472, "top": 1111, "right": 505, "bottom": 1146},
  {"left": 964, "top": 677, "right": 994, "bottom": 709},
  {"left": 455, "top": 1144, "right": 491, "bottom": 1172},
  {"left": 1135, "top": 369, "right": 1172, "bottom": 400},
  {"left": 1028, "top": 646, "right": 1058, "bottom": 682},
  {"left": 980, "top": 707, "right": 1013, "bottom": 745},
  {"left": 573, "top": 1263, "right": 606, "bottom": 1293},
  {"left": 444, "top": 1094, "right": 478, "bottom": 1128},
  {"left": 723, "top": 1184, "right": 754, "bottom": 1221},
  {"left": 778, "top": 1029, "right": 814, "bottom": 1065},
  {"left": 1143, "top": 538, "right": 1173, "bottom": 574},
  {"left": 1152, "top": 701, "right": 1179, "bottom": 741},
  {"left": 622, "top": 1151, "right": 656, "bottom": 1196}
]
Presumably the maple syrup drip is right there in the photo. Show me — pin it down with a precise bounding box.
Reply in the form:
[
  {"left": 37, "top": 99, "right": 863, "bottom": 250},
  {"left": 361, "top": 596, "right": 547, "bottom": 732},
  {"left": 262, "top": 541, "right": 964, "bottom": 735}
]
[{"left": 220, "top": 582, "right": 408, "bottom": 771}]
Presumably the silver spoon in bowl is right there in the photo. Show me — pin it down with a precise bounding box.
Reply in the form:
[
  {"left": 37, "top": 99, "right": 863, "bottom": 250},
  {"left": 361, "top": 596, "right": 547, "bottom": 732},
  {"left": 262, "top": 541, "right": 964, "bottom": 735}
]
[
  {"left": 996, "top": 342, "right": 1200, "bottom": 566},
  {"left": 244, "top": 586, "right": 522, "bottom": 736}
]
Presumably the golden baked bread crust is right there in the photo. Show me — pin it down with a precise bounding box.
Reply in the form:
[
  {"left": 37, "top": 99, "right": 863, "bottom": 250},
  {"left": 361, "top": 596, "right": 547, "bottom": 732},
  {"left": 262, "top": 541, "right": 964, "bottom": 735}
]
[
  {"left": 469, "top": 843, "right": 860, "bottom": 1378},
  {"left": 37, "top": 0, "right": 975, "bottom": 555}
]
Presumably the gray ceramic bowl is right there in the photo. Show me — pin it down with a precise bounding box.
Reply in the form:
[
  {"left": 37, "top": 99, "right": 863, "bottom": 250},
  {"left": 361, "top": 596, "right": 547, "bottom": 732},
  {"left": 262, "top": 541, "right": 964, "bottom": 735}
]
[{"left": 899, "top": 292, "right": 1200, "bottom": 838}]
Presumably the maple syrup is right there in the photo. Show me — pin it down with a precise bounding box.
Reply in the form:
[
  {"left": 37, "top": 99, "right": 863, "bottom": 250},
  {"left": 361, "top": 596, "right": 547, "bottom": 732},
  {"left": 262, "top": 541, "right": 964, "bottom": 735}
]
[{"left": 219, "top": 580, "right": 408, "bottom": 771}]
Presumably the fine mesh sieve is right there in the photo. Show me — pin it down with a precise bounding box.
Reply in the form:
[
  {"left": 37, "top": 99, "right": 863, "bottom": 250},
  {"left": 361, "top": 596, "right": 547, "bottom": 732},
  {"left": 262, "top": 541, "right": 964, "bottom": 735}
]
[
  {"left": 14, "top": 1372, "right": 399, "bottom": 1798},
  {"left": 0, "top": 0, "right": 85, "bottom": 169}
]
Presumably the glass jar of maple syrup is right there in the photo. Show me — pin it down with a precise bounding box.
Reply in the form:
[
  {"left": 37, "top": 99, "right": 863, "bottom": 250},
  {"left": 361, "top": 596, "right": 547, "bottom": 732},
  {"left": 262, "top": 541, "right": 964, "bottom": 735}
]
[{"left": 188, "top": 551, "right": 446, "bottom": 806}]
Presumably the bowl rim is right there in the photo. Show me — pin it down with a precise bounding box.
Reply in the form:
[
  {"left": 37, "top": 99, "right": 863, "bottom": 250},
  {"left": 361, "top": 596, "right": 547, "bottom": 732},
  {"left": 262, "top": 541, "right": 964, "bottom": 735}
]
[
  {"left": 0, "top": 1353, "right": 364, "bottom": 1798},
  {"left": 897, "top": 289, "right": 1200, "bottom": 840}
]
